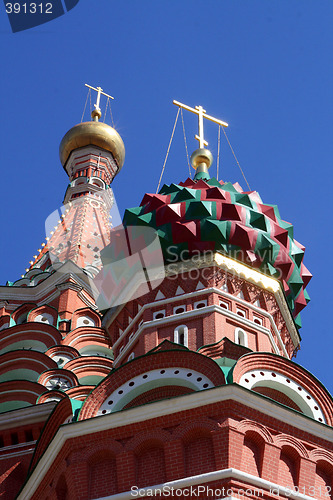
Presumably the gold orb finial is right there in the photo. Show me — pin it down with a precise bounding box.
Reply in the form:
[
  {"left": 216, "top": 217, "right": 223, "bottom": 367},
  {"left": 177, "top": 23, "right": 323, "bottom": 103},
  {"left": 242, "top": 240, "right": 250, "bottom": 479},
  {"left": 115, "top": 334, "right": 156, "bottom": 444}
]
[
  {"left": 190, "top": 148, "right": 213, "bottom": 175},
  {"left": 91, "top": 108, "right": 102, "bottom": 121}
]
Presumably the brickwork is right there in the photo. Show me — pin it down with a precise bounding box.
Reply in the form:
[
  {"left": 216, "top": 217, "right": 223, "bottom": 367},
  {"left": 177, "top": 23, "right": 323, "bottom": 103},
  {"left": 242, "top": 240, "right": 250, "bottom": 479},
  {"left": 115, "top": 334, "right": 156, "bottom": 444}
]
[{"left": 23, "top": 397, "right": 333, "bottom": 499}]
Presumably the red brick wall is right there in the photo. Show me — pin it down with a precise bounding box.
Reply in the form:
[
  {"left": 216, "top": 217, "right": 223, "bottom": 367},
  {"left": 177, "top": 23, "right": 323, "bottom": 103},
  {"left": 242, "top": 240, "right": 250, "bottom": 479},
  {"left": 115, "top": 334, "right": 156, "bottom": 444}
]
[
  {"left": 277, "top": 449, "right": 298, "bottom": 489},
  {"left": 241, "top": 437, "right": 261, "bottom": 477},
  {"left": 27, "top": 399, "right": 333, "bottom": 500},
  {"left": 184, "top": 432, "right": 215, "bottom": 477},
  {"left": 88, "top": 452, "right": 117, "bottom": 498},
  {"left": 136, "top": 443, "right": 166, "bottom": 487}
]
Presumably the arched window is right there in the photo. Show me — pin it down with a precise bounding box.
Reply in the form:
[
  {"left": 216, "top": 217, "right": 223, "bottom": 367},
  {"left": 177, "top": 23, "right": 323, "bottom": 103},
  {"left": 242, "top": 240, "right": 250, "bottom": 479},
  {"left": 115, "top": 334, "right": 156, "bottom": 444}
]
[
  {"left": 173, "top": 305, "right": 185, "bottom": 314},
  {"left": 235, "top": 327, "right": 248, "bottom": 347},
  {"left": 253, "top": 315, "right": 263, "bottom": 326},
  {"left": 153, "top": 310, "right": 165, "bottom": 320},
  {"left": 174, "top": 325, "right": 188, "bottom": 347},
  {"left": 194, "top": 299, "right": 207, "bottom": 309},
  {"left": 236, "top": 307, "right": 246, "bottom": 318}
]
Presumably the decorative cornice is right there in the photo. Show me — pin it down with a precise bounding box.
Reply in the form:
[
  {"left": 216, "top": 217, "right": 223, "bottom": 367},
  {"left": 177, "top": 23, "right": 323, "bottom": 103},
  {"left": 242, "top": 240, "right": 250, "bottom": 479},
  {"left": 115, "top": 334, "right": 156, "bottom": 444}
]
[
  {"left": 0, "top": 402, "right": 56, "bottom": 431},
  {"left": 0, "top": 263, "right": 95, "bottom": 305},
  {"left": 56, "top": 282, "right": 83, "bottom": 292}
]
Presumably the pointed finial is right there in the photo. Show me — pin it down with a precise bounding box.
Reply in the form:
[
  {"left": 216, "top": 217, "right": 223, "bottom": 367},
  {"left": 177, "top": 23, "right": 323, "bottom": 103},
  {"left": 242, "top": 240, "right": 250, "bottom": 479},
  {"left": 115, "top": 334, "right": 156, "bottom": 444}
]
[
  {"left": 85, "top": 84, "right": 114, "bottom": 122},
  {"left": 173, "top": 100, "right": 228, "bottom": 178}
]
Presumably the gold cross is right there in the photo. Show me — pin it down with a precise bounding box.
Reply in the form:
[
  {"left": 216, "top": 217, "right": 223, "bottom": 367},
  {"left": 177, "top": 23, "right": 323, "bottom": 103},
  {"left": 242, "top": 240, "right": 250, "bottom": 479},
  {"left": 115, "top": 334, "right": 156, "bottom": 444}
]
[
  {"left": 173, "top": 100, "right": 228, "bottom": 148},
  {"left": 85, "top": 84, "right": 114, "bottom": 120}
]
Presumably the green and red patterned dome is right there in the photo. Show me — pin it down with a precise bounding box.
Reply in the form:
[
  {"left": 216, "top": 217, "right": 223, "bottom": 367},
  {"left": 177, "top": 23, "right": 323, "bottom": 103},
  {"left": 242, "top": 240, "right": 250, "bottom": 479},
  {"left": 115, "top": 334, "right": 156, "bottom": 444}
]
[{"left": 123, "top": 175, "right": 311, "bottom": 329}]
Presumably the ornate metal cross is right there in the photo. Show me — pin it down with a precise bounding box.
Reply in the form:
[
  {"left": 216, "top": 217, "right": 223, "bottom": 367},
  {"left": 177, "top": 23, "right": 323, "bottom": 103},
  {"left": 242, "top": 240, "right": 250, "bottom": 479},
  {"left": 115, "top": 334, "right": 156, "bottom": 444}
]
[
  {"left": 173, "top": 100, "right": 228, "bottom": 148},
  {"left": 85, "top": 84, "right": 114, "bottom": 115}
]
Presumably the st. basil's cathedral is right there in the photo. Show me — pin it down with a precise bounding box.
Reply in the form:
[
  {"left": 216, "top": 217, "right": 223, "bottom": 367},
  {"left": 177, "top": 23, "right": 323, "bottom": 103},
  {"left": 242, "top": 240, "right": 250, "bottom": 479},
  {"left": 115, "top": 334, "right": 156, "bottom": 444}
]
[{"left": 0, "top": 88, "right": 332, "bottom": 500}]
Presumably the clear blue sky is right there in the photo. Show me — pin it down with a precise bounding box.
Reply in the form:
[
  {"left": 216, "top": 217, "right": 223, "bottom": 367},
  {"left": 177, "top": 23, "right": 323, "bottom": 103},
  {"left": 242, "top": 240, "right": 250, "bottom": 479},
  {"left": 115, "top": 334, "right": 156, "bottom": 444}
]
[{"left": 0, "top": 1, "right": 332, "bottom": 394}]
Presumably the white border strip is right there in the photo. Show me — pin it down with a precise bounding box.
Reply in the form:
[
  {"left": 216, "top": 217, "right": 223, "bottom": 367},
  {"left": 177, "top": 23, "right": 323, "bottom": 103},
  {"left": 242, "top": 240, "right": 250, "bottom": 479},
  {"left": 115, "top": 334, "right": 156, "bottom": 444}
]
[{"left": 93, "top": 468, "right": 317, "bottom": 500}]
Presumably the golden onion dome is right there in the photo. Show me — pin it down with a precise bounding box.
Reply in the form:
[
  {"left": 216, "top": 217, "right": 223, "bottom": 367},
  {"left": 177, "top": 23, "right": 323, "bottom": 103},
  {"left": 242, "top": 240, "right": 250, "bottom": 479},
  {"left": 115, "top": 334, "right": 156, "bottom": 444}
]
[{"left": 59, "top": 121, "right": 125, "bottom": 170}]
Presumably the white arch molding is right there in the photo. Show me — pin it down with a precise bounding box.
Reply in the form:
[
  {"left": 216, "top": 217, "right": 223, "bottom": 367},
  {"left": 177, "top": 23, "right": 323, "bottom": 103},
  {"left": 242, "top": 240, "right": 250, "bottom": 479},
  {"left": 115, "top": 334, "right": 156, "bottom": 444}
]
[{"left": 239, "top": 369, "right": 326, "bottom": 423}]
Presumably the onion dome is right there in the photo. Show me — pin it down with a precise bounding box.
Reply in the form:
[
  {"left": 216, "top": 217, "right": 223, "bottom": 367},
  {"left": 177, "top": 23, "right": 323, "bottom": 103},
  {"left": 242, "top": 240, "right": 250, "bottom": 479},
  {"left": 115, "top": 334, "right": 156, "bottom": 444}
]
[
  {"left": 123, "top": 177, "right": 312, "bottom": 328},
  {"left": 59, "top": 121, "right": 125, "bottom": 170}
]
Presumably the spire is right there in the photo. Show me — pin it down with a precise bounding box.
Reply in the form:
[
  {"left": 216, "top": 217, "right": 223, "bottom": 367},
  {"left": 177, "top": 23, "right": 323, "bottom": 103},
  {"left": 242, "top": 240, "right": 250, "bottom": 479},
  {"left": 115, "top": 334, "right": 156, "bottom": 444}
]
[
  {"left": 27, "top": 85, "right": 125, "bottom": 276},
  {"left": 173, "top": 100, "right": 228, "bottom": 180}
]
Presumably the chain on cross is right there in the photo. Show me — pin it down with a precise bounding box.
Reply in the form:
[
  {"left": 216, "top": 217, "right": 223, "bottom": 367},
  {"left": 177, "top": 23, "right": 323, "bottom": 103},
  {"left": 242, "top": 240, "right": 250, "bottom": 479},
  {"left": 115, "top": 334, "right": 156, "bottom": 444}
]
[{"left": 85, "top": 84, "right": 114, "bottom": 121}]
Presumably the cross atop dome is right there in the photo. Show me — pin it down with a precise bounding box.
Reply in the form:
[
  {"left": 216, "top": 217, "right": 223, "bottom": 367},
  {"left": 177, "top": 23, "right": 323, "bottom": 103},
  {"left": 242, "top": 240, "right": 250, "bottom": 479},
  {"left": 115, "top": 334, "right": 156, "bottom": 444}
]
[
  {"left": 173, "top": 100, "right": 228, "bottom": 148},
  {"left": 85, "top": 83, "right": 114, "bottom": 121},
  {"left": 173, "top": 100, "right": 228, "bottom": 180}
]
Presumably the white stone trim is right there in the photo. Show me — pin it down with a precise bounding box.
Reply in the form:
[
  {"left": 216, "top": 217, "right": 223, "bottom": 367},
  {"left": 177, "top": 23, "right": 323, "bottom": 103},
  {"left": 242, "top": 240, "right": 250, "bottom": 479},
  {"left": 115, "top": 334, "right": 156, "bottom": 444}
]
[
  {"left": 173, "top": 304, "right": 186, "bottom": 314},
  {"left": 98, "top": 366, "right": 213, "bottom": 414},
  {"left": 0, "top": 402, "right": 56, "bottom": 431},
  {"left": 76, "top": 316, "right": 96, "bottom": 328},
  {"left": 0, "top": 263, "right": 95, "bottom": 309},
  {"left": 239, "top": 369, "right": 326, "bottom": 423},
  {"left": 70, "top": 363, "right": 112, "bottom": 372},
  {"left": 34, "top": 313, "right": 54, "bottom": 325},
  {"left": 0, "top": 328, "right": 58, "bottom": 344},
  {"left": 193, "top": 298, "right": 208, "bottom": 309},
  {"left": 0, "top": 446, "right": 35, "bottom": 460},
  {"left": 0, "top": 357, "right": 52, "bottom": 371},
  {"left": 67, "top": 333, "right": 109, "bottom": 347},
  {"left": 234, "top": 327, "right": 248, "bottom": 348},
  {"left": 92, "top": 468, "right": 319, "bottom": 500},
  {"left": 152, "top": 310, "right": 166, "bottom": 320},
  {"left": 0, "top": 390, "right": 41, "bottom": 399}
]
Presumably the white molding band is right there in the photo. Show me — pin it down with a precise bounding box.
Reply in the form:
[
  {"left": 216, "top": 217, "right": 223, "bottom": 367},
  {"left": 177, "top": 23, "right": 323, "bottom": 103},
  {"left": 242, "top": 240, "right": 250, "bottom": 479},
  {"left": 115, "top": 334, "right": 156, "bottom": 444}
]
[
  {"left": 16, "top": 385, "right": 333, "bottom": 500},
  {"left": 0, "top": 402, "right": 56, "bottom": 431},
  {"left": 92, "top": 468, "right": 318, "bottom": 500},
  {"left": 0, "top": 444, "right": 35, "bottom": 460}
]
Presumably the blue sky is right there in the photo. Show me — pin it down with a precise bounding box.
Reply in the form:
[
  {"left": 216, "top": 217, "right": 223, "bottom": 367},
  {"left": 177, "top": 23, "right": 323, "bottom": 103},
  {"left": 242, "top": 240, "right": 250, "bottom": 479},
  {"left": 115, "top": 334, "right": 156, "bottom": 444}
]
[{"left": 0, "top": 1, "right": 332, "bottom": 394}]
